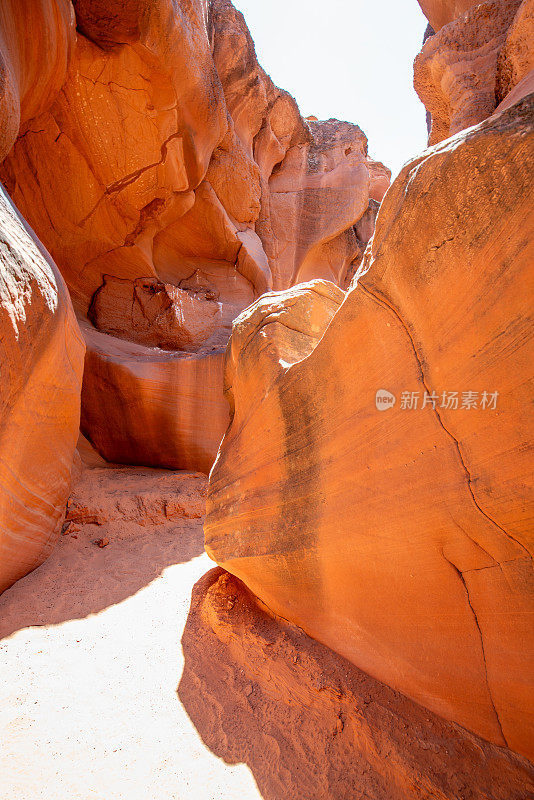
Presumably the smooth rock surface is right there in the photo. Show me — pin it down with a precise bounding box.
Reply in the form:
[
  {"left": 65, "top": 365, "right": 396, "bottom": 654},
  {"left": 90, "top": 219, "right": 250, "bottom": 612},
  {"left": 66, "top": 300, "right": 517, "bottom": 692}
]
[
  {"left": 0, "top": 0, "right": 388, "bottom": 473},
  {"left": 179, "top": 568, "right": 534, "bottom": 800},
  {"left": 80, "top": 318, "right": 229, "bottom": 474},
  {"left": 0, "top": 0, "right": 75, "bottom": 161},
  {"left": 205, "top": 98, "right": 534, "bottom": 759},
  {"left": 0, "top": 184, "right": 84, "bottom": 593}
]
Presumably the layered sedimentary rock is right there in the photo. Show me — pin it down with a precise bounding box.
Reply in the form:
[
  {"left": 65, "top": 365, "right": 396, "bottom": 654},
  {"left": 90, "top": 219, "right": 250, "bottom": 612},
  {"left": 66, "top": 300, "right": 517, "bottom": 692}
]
[
  {"left": 0, "top": 1, "right": 84, "bottom": 592},
  {"left": 205, "top": 97, "right": 534, "bottom": 759},
  {"left": 0, "top": 185, "right": 84, "bottom": 593},
  {"left": 0, "top": 0, "right": 388, "bottom": 472},
  {"left": 414, "top": 0, "right": 534, "bottom": 146},
  {"left": 496, "top": 0, "right": 534, "bottom": 105},
  {"left": 179, "top": 569, "right": 534, "bottom": 800},
  {"left": 67, "top": 434, "right": 207, "bottom": 540},
  {"left": 0, "top": 0, "right": 75, "bottom": 162},
  {"left": 80, "top": 318, "right": 228, "bottom": 473}
]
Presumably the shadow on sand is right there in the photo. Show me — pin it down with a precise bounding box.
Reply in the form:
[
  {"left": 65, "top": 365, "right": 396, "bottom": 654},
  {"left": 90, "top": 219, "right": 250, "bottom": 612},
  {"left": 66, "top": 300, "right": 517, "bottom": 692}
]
[
  {"left": 0, "top": 521, "right": 204, "bottom": 639},
  {"left": 178, "top": 568, "right": 534, "bottom": 800}
]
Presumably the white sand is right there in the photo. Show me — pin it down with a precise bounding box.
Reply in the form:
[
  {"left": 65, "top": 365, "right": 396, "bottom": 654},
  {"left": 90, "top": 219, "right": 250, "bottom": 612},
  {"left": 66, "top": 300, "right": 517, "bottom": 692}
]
[{"left": 0, "top": 523, "right": 262, "bottom": 799}]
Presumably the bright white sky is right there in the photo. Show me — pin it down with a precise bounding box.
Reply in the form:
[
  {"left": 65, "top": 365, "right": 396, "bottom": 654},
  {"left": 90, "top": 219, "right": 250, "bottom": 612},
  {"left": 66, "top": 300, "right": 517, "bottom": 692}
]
[{"left": 232, "top": 0, "right": 429, "bottom": 179}]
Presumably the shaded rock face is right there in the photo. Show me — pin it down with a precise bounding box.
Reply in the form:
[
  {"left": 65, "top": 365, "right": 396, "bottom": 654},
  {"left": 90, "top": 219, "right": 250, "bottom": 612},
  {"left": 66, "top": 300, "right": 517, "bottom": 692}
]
[
  {"left": 205, "top": 97, "right": 534, "bottom": 760},
  {"left": 414, "top": 0, "right": 533, "bottom": 145},
  {"left": 0, "top": 184, "right": 84, "bottom": 592},
  {"left": 88, "top": 275, "right": 222, "bottom": 351},
  {"left": 179, "top": 568, "right": 534, "bottom": 800},
  {"left": 0, "top": 0, "right": 388, "bottom": 472}
]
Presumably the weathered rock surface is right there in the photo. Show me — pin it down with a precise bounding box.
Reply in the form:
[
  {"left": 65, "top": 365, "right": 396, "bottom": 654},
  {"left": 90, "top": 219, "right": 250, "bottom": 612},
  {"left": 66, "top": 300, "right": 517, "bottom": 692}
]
[
  {"left": 0, "top": 0, "right": 75, "bottom": 162},
  {"left": 414, "top": 0, "right": 524, "bottom": 144},
  {"left": 179, "top": 568, "right": 534, "bottom": 800},
  {"left": 417, "top": 0, "right": 481, "bottom": 30},
  {"left": 496, "top": 0, "right": 534, "bottom": 102},
  {"left": 205, "top": 97, "right": 534, "bottom": 759},
  {"left": 0, "top": 0, "right": 388, "bottom": 472},
  {"left": 0, "top": 184, "right": 84, "bottom": 593},
  {"left": 66, "top": 435, "right": 207, "bottom": 541},
  {"left": 88, "top": 275, "right": 222, "bottom": 351}
]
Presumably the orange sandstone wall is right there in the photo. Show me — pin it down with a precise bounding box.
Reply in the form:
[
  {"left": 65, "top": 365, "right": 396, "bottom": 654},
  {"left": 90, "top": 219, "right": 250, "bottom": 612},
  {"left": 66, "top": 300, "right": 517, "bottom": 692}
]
[
  {"left": 0, "top": 0, "right": 389, "bottom": 473},
  {"left": 205, "top": 2, "right": 534, "bottom": 762}
]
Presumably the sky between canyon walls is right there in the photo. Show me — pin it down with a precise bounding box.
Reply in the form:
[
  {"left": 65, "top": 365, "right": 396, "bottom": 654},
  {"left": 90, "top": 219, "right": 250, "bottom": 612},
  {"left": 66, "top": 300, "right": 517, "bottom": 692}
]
[{"left": 232, "top": 0, "right": 429, "bottom": 178}]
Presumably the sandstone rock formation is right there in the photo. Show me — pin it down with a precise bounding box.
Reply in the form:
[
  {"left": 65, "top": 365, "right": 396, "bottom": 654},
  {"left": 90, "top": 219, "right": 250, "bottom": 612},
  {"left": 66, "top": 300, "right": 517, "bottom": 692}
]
[
  {"left": 179, "top": 568, "right": 534, "bottom": 800},
  {"left": 80, "top": 318, "right": 228, "bottom": 473},
  {"left": 67, "top": 434, "right": 207, "bottom": 539},
  {"left": 496, "top": 0, "right": 534, "bottom": 103},
  {"left": 205, "top": 96, "right": 534, "bottom": 760},
  {"left": 0, "top": 0, "right": 388, "bottom": 472},
  {"left": 415, "top": 0, "right": 534, "bottom": 146},
  {"left": 0, "top": 0, "right": 75, "bottom": 163},
  {"left": 417, "top": 0, "right": 481, "bottom": 30},
  {"left": 0, "top": 184, "right": 84, "bottom": 593}
]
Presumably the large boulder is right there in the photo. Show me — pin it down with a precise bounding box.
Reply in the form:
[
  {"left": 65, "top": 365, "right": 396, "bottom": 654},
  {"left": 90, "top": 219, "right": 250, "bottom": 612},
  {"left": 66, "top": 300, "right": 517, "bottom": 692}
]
[
  {"left": 0, "top": 185, "right": 84, "bottom": 592},
  {"left": 179, "top": 568, "right": 534, "bottom": 800},
  {"left": 205, "top": 97, "right": 534, "bottom": 759}
]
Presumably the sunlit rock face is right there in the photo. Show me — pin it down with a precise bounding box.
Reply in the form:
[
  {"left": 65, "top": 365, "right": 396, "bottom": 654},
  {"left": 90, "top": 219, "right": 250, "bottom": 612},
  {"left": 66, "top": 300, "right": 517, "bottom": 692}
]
[
  {"left": 0, "top": 0, "right": 388, "bottom": 473},
  {"left": 205, "top": 96, "right": 534, "bottom": 760},
  {"left": 417, "top": 0, "right": 481, "bottom": 30},
  {"left": 0, "top": 0, "right": 75, "bottom": 163},
  {"left": 0, "top": 0, "right": 84, "bottom": 593},
  {"left": 179, "top": 568, "right": 534, "bottom": 800},
  {"left": 414, "top": 0, "right": 533, "bottom": 145},
  {"left": 0, "top": 185, "right": 84, "bottom": 593}
]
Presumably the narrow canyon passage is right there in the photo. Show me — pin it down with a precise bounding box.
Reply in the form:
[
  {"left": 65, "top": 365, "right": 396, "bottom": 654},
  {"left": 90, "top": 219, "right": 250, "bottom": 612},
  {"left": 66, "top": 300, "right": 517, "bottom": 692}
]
[
  {"left": 1, "top": 487, "right": 531, "bottom": 800},
  {"left": 0, "top": 0, "right": 532, "bottom": 797}
]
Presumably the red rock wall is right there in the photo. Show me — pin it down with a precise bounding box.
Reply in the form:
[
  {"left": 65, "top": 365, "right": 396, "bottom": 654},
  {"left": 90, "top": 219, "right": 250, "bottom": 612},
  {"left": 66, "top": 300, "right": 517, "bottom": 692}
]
[
  {"left": 0, "top": 185, "right": 84, "bottom": 592},
  {"left": 205, "top": 94, "right": 534, "bottom": 760},
  {"left": 0, "top": 0, "right": 84, "bottom": 592},
  {"left": 0, "top": 0, "right": 388, "bottom": 473},
  {"left": 415, "top": 0, "right": 533, "bottom": 145}
]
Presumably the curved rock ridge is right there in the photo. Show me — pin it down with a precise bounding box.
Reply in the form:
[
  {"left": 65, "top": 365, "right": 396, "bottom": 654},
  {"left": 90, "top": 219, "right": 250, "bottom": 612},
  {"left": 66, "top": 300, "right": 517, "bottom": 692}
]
[
  {"left": 0, "top": 184, "right": 85, "bottom": 593},
  {"left": 0, "top": 0, "right": 388, "bottom": 473},
  {"left": 0, "top": 0, "right": 75, "bottom": 162},
  {"left": 205, "top": 96, "right": 534, "bottom": 759},
  {"left": 414, "top": 0, "right": 533, "bottom": 145}
]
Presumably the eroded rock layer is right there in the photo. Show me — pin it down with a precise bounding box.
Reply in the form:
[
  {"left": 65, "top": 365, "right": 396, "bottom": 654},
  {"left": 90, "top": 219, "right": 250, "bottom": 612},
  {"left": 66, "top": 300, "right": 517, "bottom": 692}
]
[
  {"left": 415, "top": 0, "right": 534, "bottom": 146},
  {"left": 0, "top": 184, "right": 84, "bottom": 592},
  {"left": 179, "top": 568, "right": 534, "bottom": 800},
  {"left": 205, "top": 97, "right": 534, "bottom": 759},
  {"left": 0, "top": 0, "right": 388, "bottom": 472}
]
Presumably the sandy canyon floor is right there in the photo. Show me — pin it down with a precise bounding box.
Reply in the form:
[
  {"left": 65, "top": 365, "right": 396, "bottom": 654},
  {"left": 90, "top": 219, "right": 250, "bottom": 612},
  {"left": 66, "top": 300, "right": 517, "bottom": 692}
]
[
  {"left": 1, "top": 463, "right": 532, "bottom": 800},
  {"left": 0, "top": 516, "right": 263, "bottom": 800}
]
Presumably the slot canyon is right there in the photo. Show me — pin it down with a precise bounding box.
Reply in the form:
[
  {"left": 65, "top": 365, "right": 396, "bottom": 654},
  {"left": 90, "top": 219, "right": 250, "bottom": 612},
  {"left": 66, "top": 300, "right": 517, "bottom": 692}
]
[{"left": 0, "top": 1, "right": 532, "bottom": 798}]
